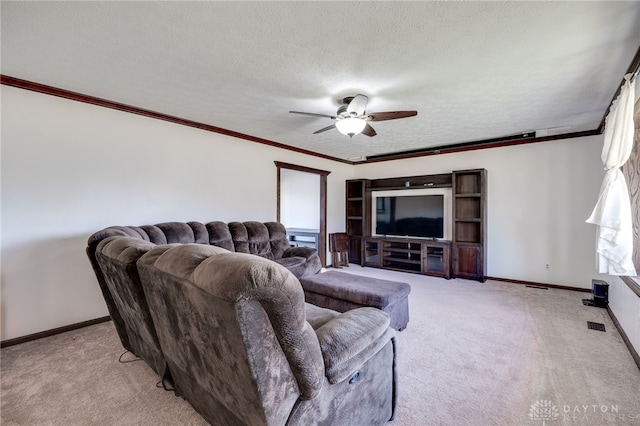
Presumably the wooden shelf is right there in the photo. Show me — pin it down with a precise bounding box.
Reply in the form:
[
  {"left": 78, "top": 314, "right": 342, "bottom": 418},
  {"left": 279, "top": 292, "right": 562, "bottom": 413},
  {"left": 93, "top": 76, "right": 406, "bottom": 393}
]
[
  {"left": 455, "top": 173, "right": 482, "bottom": 194},
  {"left": 384, "top": 264, "right": 422, "bottom": 273},
  {"left": 345, "top": 180, "right": 370, "bottom": 263},
  {"left": 384, "top": 257, "right": 421, "bottom": 265},
  {"left": 384, "top": 248, "right": 421, "bottom": 254},
  {"left": 452, "top": 169, "right": 486, "bottom": 281},
  {"left": 367, "top": 173, "right": 452, "bottom": 190}
]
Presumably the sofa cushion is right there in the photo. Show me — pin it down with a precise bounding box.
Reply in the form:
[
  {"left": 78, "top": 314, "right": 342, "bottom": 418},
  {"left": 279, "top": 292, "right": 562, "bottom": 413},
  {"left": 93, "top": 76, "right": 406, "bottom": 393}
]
[
  {"left": 304, "top": 303, "right": 339, "bottom": 330},
  {"left": 264, "top": 222, "right": 292, "bottom": 259},
  {"left": 139, "top": 222, "right": 206, "bottom": 245},
  {"left": 276, "top": 257, "right": 306, "bottom": 267},
  {"left": 229, "top": 221, "right": 273, "bottom": 258},
  {"left": 315, "top": 307, "right": 394, "bottom": 384},
  {"left": 150, "top": 243, "right": 230, "bottom": 280},
  {"left": 206, "top": 221, "right": 235, "bottom": 251},
  {"left": 87, "top": 226, "right": 151, "bottom": 250},
  {"left": 98, "top": 236, "right": 155, "bottom": 262}
]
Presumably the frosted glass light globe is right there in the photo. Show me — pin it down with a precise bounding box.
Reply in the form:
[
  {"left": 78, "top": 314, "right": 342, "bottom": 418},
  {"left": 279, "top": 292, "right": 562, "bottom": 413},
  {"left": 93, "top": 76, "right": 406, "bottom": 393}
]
[{"left": 335, "top": 117, "right": 366, "bottom": 137}]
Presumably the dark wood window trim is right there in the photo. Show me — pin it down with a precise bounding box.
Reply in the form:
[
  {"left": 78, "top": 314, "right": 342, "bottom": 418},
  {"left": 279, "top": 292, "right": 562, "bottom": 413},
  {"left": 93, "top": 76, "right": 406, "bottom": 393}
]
[
  {"left": 273, "top": 161, "right": 331, "bottom": 177},
  {"left": 275, "top": 161, "right": 330, "bottom": 267}
]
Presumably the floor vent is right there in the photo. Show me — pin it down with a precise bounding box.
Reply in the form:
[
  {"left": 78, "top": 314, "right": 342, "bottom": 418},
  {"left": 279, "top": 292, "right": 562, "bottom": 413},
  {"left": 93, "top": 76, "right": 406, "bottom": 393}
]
[
  {"left": 526, "top": 285, "right": 548, "bottom": 290},
  {"left": 587, "top": 321, "right": 606, "bottom": 332},
  {"left": 582, "top": 299, "right": 595, "bottom": 306}
]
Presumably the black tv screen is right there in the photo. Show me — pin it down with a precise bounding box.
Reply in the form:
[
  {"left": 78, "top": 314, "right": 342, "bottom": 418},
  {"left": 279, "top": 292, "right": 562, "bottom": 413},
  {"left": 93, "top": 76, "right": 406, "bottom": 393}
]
[{"left": 375, "top": 194, "right": 444, "bottom": 238}]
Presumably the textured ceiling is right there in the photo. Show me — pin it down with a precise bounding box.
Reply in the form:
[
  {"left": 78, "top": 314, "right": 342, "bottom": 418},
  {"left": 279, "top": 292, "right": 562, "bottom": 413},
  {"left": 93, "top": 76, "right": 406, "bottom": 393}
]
[{"left": 2, "top": 2, "right": 639, "bottom": 162}]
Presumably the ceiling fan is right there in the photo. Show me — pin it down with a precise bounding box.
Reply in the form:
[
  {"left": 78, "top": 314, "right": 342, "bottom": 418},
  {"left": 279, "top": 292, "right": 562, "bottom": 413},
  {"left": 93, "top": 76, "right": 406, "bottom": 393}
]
[{"left": 289, "top": 94, "right": 417, "bottom": 138}]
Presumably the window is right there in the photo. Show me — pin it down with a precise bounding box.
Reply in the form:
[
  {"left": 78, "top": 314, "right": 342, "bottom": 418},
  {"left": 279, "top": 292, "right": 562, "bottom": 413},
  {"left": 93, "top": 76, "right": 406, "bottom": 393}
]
[{"left": 274, "top": 161, "right": 330, "bottom": 267}]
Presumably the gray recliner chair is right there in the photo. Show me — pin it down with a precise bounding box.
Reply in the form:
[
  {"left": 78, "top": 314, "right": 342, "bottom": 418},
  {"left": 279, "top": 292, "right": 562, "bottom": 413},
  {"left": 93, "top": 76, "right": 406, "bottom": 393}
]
[
  {"left": 93, "top": 236, "right": 170, "bottom": 382},
  {"left": 137, "top": 244, "right": 398, "bottom": 425}
]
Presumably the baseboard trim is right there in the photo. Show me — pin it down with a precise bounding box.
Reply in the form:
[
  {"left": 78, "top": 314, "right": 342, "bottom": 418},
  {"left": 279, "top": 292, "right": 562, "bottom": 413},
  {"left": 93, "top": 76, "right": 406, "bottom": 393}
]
[
  {"left": 0, "top": 316, "right": 112, "bottom": 348},
  {"left": 486, "top": 276, "right": 591, "bottom": 293},
  {"left": 607, "top": 306, "right": 640, "bottom": 370}
]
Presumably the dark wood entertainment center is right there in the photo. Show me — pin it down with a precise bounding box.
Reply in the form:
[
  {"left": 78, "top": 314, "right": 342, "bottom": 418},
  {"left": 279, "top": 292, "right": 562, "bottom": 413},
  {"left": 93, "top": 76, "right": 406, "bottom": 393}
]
[{"left": 346, "top": 169, "right": 486, "bottom": 281}]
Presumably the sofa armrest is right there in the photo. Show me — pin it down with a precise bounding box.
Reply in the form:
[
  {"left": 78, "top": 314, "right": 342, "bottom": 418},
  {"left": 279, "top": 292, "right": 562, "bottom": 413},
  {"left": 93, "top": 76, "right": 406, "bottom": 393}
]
[
  {"left": 283, "top": 246, "right": 317, "bottom": 260},
  {"left": 315, "top": 307, "right": 395, "bottom": 384}
]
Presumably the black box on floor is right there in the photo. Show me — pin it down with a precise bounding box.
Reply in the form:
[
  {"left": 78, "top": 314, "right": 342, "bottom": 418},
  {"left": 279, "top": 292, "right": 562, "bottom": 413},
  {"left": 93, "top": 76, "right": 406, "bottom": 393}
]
[{"left": 592, "top": 279, "right": 609, "bottom": 308}]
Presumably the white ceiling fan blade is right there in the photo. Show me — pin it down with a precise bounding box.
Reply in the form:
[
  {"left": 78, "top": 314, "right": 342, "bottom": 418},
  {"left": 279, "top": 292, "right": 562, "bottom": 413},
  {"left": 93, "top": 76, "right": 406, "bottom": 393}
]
[{"left": 347, "top": 94, "right": 368, "bottom": 116}]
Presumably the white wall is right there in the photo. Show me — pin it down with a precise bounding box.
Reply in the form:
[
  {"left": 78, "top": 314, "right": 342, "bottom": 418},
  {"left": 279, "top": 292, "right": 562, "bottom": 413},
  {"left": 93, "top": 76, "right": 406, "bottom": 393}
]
[
  {"left": 280, "top": 169, "right": 320, "bottom": 229},
  {"left": 609, "top": 277, "right": 640, "bottom": 355},
  {"left": 354, "top": 136, "right": 611, "bottom": 289},
  {"left": 0, "top": 86, "right": 353, "bottom": 340}
]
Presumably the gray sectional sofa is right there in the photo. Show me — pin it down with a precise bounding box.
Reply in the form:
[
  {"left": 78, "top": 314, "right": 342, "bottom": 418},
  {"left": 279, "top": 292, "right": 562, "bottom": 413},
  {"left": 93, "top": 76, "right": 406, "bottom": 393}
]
[
  {"left": 88, "top": 220, "right": 321, "bottom": 279},
  {"left": 87, "top": 221, "right": 322, "bottom": 354},
  {"left": 87, "top": 221, "right": 397, "bottom": 425}
]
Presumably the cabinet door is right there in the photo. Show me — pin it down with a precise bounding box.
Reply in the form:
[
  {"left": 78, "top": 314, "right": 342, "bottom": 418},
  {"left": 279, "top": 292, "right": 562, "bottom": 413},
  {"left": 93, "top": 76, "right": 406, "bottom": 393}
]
[
  {"left": 363, "top": 239, "right": 381, "bottom": 267},
  {"left": 422, "top": 242, "right": 451, "bottom": 279},
  {"left": 453, "top": 244, "right": 482, "bottom": 280},
  {"left": 348, "top": 237, "right": 362, "bottom": 265}
]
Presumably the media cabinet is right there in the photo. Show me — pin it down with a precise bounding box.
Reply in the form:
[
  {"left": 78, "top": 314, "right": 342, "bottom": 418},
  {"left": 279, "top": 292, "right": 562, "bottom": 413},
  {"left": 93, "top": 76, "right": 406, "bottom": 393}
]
[{"left": 346, "top": 169, "right": 486, "bottom": 281}]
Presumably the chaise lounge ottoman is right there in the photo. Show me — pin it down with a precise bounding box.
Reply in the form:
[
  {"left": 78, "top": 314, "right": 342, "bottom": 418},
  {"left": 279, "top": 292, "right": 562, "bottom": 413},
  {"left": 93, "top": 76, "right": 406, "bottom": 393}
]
[{"left": 300, "top": 271, "right": 411, "bottom": 331}]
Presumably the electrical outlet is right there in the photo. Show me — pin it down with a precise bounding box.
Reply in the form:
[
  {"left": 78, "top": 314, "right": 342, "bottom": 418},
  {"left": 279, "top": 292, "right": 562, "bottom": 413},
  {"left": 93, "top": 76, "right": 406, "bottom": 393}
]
[{"left": 545, "top": 263, "right": 550, "bottom": 270}]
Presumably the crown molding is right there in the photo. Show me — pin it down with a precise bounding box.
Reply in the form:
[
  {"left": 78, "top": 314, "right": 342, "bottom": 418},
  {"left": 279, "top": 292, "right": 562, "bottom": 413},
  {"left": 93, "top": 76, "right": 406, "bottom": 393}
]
[
  {"left": 0, "top": 75, "right": 353, "bottom": 165},
  {"left": 2, "top": 74, "right": 606, "bottom": 166}
]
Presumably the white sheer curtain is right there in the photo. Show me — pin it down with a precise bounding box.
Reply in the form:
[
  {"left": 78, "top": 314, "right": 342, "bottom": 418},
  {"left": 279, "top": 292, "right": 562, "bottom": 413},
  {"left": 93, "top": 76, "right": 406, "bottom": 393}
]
[{"left": 586, "top": 73, "right": 637, "bottom": 276}]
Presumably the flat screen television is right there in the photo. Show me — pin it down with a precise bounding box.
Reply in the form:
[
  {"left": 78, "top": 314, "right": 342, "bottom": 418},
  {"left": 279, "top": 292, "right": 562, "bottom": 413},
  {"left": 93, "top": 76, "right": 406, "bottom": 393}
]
[{"left": 372, "top": 188, "right": 451, "bottom": 240}]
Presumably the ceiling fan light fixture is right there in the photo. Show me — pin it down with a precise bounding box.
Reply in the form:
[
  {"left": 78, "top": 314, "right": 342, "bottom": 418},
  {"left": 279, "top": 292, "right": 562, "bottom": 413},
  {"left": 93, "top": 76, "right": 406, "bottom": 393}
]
[
  {"left": 336, "top": 117, "right": 366, "bottom": 137},
  {"left": 290, "top": 94, "right": 416, "bottom": 138}
]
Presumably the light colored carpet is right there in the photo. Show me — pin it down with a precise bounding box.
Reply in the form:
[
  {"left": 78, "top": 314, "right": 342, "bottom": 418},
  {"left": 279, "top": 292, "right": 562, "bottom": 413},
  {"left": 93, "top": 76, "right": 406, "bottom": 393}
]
[{"left": 2, "top": 267, "right": 639, "bottom": 425}]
